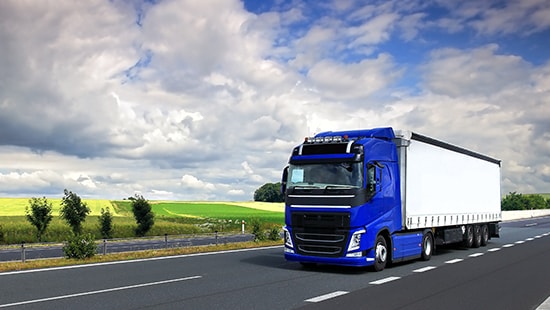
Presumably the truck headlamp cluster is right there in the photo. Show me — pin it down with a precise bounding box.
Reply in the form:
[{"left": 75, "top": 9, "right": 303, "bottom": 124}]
[
  {"left": 347, "top": 229, "right": 366, "bottom": 252},
  {"left": 283, "top": 226, "right": 294, "bottom": 249}
]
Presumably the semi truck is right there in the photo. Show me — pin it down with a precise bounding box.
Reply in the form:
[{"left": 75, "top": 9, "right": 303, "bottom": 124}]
[{"left": 281, "top": 127, "right": 501, "bottom": 271}]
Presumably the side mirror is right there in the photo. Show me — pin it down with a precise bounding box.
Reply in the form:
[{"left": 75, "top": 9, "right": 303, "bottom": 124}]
[{"left": 281, "top": 166, "right": 289, "bottom": 195}]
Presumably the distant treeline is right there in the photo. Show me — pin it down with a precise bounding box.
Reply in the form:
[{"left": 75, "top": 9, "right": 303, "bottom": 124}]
[{"left": 501, "top": 192, "right": 550, "bottom": 211}]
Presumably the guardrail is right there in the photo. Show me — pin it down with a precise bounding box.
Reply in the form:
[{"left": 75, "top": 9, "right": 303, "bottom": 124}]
[{"left": 501, "top": 209, "right": 550, "bottom": 221}]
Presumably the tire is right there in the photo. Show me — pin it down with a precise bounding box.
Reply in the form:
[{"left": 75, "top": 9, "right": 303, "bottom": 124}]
[
  {"left": 421, "top": 232, "right": 434, "bottom": 261},
  {"left": 472, "top": 225, "right": 481, "bottom": 248},
  {"left": 480, "top": 224, "right": 489, "bottom": 246},
  {"left": 373, "top": 235, "right": 388, "bottom": 272},
  {"left": 462, "top": 225, "right": 473, "bottom": 248}
]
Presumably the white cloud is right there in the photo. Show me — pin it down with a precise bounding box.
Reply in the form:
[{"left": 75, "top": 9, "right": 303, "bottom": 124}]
[{"left": 0, "top": 0, "right": 548, "bottom": 201}]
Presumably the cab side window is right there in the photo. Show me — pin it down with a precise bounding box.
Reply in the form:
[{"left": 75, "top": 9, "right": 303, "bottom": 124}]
[{"left": 366, "top": 162, "right": 383, "bottom": 197}]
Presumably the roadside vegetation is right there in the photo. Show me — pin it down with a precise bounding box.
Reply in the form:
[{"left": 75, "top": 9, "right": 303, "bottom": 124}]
[
  {"left": 0, "top": 197, "right": 284, "bottom": 246},
  {"left": 501, "top": 192, "right": 550, "bottom": 211}
]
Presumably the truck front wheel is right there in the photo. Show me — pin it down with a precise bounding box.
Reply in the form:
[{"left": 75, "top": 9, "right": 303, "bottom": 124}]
[
  {"left": 373, "top": 235, "right": 388, "bottom": 272},
  {"left": 421, "top": 232, "right": 434, "bottom": 261}
]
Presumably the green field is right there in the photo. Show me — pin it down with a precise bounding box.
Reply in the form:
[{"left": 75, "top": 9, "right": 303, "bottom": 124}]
[
  {"left": 0, "top": 199, "right": 284, "bottom": 245},
  {"left": 0, "top": 198, "right": 118, "bottom": 216}
]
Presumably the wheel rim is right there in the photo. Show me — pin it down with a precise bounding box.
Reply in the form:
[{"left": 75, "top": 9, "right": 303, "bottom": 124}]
[
  {"left": 424, "top": 237, "right": 432, "bottom": 256},
  {"left": 376, "top": 242, "right": 387, "bottom": 263}
]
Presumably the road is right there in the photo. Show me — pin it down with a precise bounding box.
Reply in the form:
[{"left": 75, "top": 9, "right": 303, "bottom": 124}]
[
  {"left": 0, "top": 233, "right": 254, "bottom": 262},
  {"left": 0, "top": 217, "right": 549, "bottom": 309}
]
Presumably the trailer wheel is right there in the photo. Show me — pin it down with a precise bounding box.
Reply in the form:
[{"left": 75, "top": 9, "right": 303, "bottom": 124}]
[
  {"left": 462, "top": 225, "right": 474, "bottom": 248},
  {"left": 472, "top": 225, "right": 482, "bottom": 248},
  {"left": 480, "top": 224, "right": 489, "bottom": 246},
  {"left": 373, "top": 235, "right": 388, "bottom": 272},
  {"left": 421, "top": 232, "right": 434, "bottom": 261}
]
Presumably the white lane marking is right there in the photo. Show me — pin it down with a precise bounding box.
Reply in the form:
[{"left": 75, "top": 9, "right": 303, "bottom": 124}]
[
  {"left": 305, "top": 291, "right": 348, "bottom": 303},
  {"left": 536, "top": 295, "right": 550, "bottom": 310},
  {"left": 0, "top": 246, "right": 282, "bottom": 276},
  {"left": 515, "top": 240, "right": 525, "bottom": 244},
  {"left": 0, "top": 276, "right": 201, "bottom": 308},
  {"left": 526, "top": 238, "right": 534, "bottom": 241},
  {"left": 445, "top": 258, "right": 463, "bottom": 264},
  {"left": 369, "top": 276, "right": 401, "bottom": 285},
  {"left": 535, "top": 235, "right": 543, "bottom": 239},
  {"left": 469, "top": 253, "right": 484, "bottom": 257},
  {"left": 413, "top": 266, "right": 436, "bottom": 273},
  {"left": 525, "top": 223, "right": 538, "bottom": 227},
  {"left": 488, "top": 248, "right": 501, "bottom": 252},
  {"left": 503, "top": 244, "right": 515, "bottom": 248}
]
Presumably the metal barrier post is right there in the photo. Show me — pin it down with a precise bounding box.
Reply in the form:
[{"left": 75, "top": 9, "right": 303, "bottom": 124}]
[
  {"left": 103, "top": 239, "right": 107, "bottom": 255},
  {"left": 165, "top": 234, "right": 168, "bottom": 248},
  {"left": 21, "top": 242, "right": 25, "bottom": 263},
  {"left": 241, "top": 220, "right": 245, "bottom": 234}
]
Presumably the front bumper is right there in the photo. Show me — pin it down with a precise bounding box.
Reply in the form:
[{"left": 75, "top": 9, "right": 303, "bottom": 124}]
[{"left": 284, "top": 249, "right": 375, "bottom": 267}]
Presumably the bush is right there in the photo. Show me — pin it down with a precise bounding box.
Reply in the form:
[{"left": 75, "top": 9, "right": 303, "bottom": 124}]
[
  {"left": 268, "top": 227, "right": 281, "bottom": 241},
  {"left": 250, "top": 218, "right": 265, "bottom": 241},
  {"left": 63, "top": 233, "right": 97, "bottom": 259},
  {"left": 0, "top": 224, "right": 4, "bottom": 243},
  {"left": 98, "top": 207, "right": 113, "bottom": 239}
]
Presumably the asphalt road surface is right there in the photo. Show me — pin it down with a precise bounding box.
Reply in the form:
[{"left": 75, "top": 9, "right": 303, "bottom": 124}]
[{"left": 0, "top": 217, "right": 549, "bottom": 309}]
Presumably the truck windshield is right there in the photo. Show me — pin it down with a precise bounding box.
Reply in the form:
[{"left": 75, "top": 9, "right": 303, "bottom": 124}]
[{"left": 288, "top": 162, "right": 363, "bottom": 189}]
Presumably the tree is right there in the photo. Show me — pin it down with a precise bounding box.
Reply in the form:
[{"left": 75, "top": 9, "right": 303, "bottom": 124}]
[
  {"left": 60, "top": 189, "right": 90, "bottom": 235},
  {"left": 98, "top": 207, "right": 113, "bottom": 239},
  {"left": 254, "top": 182, "right": 284, "bottom": 202},
  {"left": 131, "top": 194, "right": 154, "bottom": 237},
  {"left": 25, "top": 197, "right": 53, "bottom": 242},
  {"left": 501, "top": 192, "right": 548, "bottom": 211}
]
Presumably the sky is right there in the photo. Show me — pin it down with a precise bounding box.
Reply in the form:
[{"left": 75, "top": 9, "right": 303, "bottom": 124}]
[{"left": 0, "top": 0, "right": 549, "bottom": 201}]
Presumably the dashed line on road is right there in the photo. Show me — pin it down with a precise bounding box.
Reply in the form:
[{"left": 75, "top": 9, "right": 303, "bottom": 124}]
[
  {"left": 488, "top": 248, "right": 501, "bottom": 252},
  {"left": 469, "top": 253, "right": 484, "bottom": 257},
  {"left": 445, "top": 258, "right": 464, "bottom": 264},
  {"left": 369, "top": 276, "right": 401, "bottom": 285},
  {"left": 413, "top": 266, "right": 436, "bottom": 273},
  {"left": 305, "top": 291, "right": 348, "bottom": 303},
  {"left": 502, "top": 244, "right": 515, "bottom": 248}
]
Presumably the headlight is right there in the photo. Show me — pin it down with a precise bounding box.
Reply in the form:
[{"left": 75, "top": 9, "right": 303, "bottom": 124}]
[
  {"left": 347, "top": 229, "right": 366, "bottom": 252},
  {"left": 283, "top": 226, "right": 294, "bottom": 248}
]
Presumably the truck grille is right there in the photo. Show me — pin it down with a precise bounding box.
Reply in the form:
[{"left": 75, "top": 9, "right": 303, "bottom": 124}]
[
  {"left": 293, "top": 230, "right": 349, "bottom": 257},
  {"left": 291, "top": 212, "right": 350, "bottom": 257}
]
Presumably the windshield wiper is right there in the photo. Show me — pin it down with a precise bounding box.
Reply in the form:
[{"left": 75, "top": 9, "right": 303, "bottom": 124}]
[
  {"left": 293, "top": 185, "right": 320, "bottom": 189},
  {"left": 325, "top": 185, "right": 354, "bottom": 190}
]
